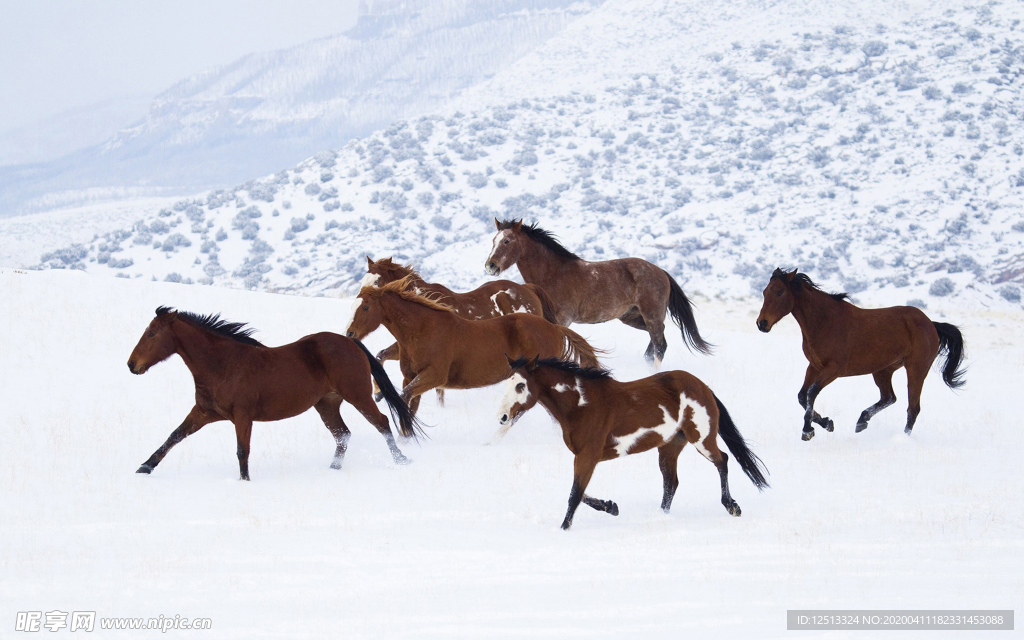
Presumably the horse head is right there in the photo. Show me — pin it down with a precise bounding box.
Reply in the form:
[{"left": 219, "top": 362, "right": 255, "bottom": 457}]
[
  {"left": 485, "top": 218, "right": 525, "bottom": 275},
  {"left": 345, "top": 291, "right": 383, "bottom": 340},
  {"left": 756, "top": 268, "right": 797, "bottom": 333},
  {"left": 497, "top": 355, "right": 541, "bottom": 427},
  {"left": 128, "top": 307, "right": 179, "bottom": 374}
]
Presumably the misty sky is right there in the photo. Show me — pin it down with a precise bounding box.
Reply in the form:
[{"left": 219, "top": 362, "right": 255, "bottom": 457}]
[{"left": 0, "top": 0, "right": 362, "bottom": 132}]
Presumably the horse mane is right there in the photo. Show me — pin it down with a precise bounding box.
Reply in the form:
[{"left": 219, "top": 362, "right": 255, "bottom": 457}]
[
  {"left": 771, "top": 268, "right": 849, "bottom": 302},
  {"left": 360, "top": 275, "right": 454, "bottom": 313},
  {"left": 509, "top": 357, "right": 612, "bottom": 380},
  {"left": 498, "top": 219, "right": 581, "bottom": 261},
  {"left": 156, "top": 306, "right": 265, "bottom": 346}
]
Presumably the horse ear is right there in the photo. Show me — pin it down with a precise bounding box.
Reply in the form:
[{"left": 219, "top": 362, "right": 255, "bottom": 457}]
[
  {"left": 528, "top": 355, "right": 540, "bottom": 371},
  {"left": 494, "top": 217, "right": 501, "bottom": 230},
  {"left": 505, "top": 354, "right": 516, "bottom": 367},
  {"left": 366, "top": 256, "right": 374, "bottom": 267},
  {"left": 512, "top": 219, "right": 523, "bottom": 232}
]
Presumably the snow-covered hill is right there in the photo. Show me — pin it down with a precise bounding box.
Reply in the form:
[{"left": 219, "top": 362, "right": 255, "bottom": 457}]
[
  {"left": 2, "top": 268, "right": 1021, "bottom": 637},
  {"left": 31, "top": 0, "right": 1024, "bottom": 309},
  {"left": 0, "top": 0, "right": 601, "bottom": 215}
]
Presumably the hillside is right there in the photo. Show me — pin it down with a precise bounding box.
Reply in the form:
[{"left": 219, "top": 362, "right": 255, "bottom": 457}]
[
  {"left": 31, "top": 0, "right": 1024, "bottom": 309},
  {"left": 0, "top": 0, "right": 601, "bottom": 215}
]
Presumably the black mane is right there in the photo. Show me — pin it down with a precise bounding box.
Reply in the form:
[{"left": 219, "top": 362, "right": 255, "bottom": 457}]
[
  {"left": 498, "top": 220, "right": 581, "bottom": 261},
  {"left": 156, "top": 306, "right": 265, "bottom": 346},
  {"left": 508, "top": 357, "right": 612, "bottom": 380},
  {"left": 771, "top": 268, "right": 849, "bottom": 302}
]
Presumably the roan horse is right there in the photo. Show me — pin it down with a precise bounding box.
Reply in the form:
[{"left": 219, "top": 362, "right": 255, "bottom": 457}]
[
  {"left": 756, "top": 269, "right": 966, "bottom": 440},
  {"left": 128, "top": 306, "right": 420, "bottom": 480},
  {"left": 497, "top": 357, "right": 769, "bottom": 530},
  {"left": 484, "top": 219, "right": 712, "bottom": 364},
  {"left": 362, "top": 256, "right": 557, "bottom": 366},
  {"left": 345, "top": 276, "right": 601, "bottom": 417}
]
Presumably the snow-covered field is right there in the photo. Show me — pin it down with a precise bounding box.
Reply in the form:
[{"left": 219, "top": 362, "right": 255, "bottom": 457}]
[{"left": 2, "top": 268, "right": 1020, "bottom": 637}]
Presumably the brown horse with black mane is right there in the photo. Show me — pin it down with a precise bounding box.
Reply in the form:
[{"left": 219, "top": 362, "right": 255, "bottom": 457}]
[
  {"left": 756, "top": 269, "right": 966, "bottom": 440},
  {"left": 345, "top": 276, "right": 601, "bottom": 418},
  {"left": 497, "top": 357, "right": 769, "bottom": 530},
  {"left": 128, "top": 306, "right": 420, "bottom": 480},
  {"left": 484, "top": 219, "right": 712, "bottom": 364},
  {"left": 362, "top": 256, "right": 557, "bottom": 365}
]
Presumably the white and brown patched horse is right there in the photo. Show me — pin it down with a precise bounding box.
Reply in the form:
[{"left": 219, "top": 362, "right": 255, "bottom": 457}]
[
  {"left": 497, "top": 357, "right": 769, "bottom": 530},
  {"left": 484, "top": 219, "right": 712, "bottom": 364}
]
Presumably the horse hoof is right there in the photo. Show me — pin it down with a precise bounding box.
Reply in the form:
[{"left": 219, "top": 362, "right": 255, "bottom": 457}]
[
  {"left": 822, "top": 419, "right": 834, "bottom": 432},
  {"left": 560, "top": 521, "right": 572, "bottom": 531},
  {"left": 904, "top": 426, "right": 914, "bottom": 435},
  {"left": 855, "top": 421, "right": 868, "bottom": 433},
  {"left": 136, "top": 464, "right": 153, "bottom": 474},
  {"left": 727, "top": 502, "right": 742, "bottom": 517},
  {"left": 330, "top": 460, "right": 343, "bottom": 470},
  {"left": 373, "top": 392, "right": 384, "bottom": 402},
  {"left": 393, "top": 455, "right": 412, "bottom": 465},
  {"left": 607, "top": 502, "right": 619, "bottom": 517},
  {"left": 801, "top": 429, "right": 815, "bottom": 441}
]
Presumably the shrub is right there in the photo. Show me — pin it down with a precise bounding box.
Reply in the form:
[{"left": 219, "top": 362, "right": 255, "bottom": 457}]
[
  {"left": 999, "top": 285, "right": 1021, "bottom": 303},
  {"left": 929, "top": 277, "right": 955, "bottom": 297}
]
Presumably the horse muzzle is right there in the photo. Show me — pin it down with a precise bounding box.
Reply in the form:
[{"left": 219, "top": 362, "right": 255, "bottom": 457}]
[
  {"left": 756, "top": 318, "right": 771, "bottom": 333},
  {"left": 485, "top": 262, "right": 500, "bottom": 276},
  {"left": 127, "top": 360, "right": 145, "bottom": 375}
]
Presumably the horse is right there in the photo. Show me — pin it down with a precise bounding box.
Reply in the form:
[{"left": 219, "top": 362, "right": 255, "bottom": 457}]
[
  {"left": 496, "top": 357, "right": 769, "bottom": 530},
  {"left": 484, "top": 219, "right": 712, "bottom": 365},
  {"left": 362, "top": 256, "right": 557, "bottom": 365},
  {"left": 345, "top": 276, "right": 602, "bottom": 418},
  {"left": 128, "top": 306, "right": 421, "bottom": 480},
  {"left": 756, "top": 268, "right": 966, "bottom": 440}
]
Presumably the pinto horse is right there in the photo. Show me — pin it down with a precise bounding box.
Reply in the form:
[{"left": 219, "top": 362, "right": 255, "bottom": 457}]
[
  {"left": 128, "top": 307, "right": 420, "bottom": 480},
  {"left": 497, "top": 357, "right": 769, "bottom": 530},
  {"left": 756, "top": 269, "right": 966, "bottom": 440},
  {"left": 345, "top": 276, "right": 601, "bottom": 418},
  {"left": 484, "top": 219, "right": 712, "bottom": 364},
  {"left": 362, "top": 256, "right": 557, "bottom": 366}
]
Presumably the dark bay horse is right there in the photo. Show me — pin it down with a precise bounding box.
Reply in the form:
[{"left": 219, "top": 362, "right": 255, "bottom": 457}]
[
  {"left": 345, "top": 276, "right": 601, "bottom": 417},
  {"left": 756, "top": 269, "right": 966, "bottom": 440},
  {"left": 128, "top": 306, "right": 420, "bottom": 480},
  {"left": 497, "top": 357, "right": 769, "bottom": 530},
  {"left": 362, "top": 256, "right": 557, "bottom": 365},
  {"left": 484, "top": 219, "right": 712, "bottom": 364}
]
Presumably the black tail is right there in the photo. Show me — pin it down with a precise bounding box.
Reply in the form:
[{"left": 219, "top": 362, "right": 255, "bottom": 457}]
[
  {"left": 714, "top": 394, "right": 769, "bottom": 490},
  {"left": 664, "top": 270, "right": 713, "bottom": 355},
  {"left": 933, "top": 322, "right": 966, "bottom": 389},
  {"left": 524, "top": 283, "right": 560, "bottom": 324},
  {"left": 352, "top": 339, "right": 425, "bottom": 439}
]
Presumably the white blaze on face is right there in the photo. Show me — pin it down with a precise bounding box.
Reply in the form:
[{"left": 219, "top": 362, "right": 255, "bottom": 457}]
[
  {"left": 360, "top": 272, "right": 380, "bottom": 288},
  {"left": 487, "top": 229, "right": 512, "bottom": 268},
  {"left": 612, "top": 393, "right": 712, "bottom": 458},
  {"left": 345, "top": 297, "right": 366, "bottom": 333},
  {"left": 498, "top": 372, "right": 530, "bottom": 424}
]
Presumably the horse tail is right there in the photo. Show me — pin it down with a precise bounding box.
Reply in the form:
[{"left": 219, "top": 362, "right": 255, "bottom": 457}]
[
  {"left": 713, "top": 394, "right": 769, "bottom": 490},
  {"left": 524, "top": 283, "right": 560, "bottom": 324},
  {"left": 352, "top": 338, "right": 425, "bottom": 439},
  {"left": 558, "top": 326, "right": 603, "bottom": 369},
  {"left": 932, "top": 322, "right": 967, "bottom": 389},
  {"left": 663, "top": 270, "right": 713, "bottom": 355}
]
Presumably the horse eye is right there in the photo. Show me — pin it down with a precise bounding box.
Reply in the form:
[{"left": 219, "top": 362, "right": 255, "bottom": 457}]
[
  {"left": 516, "top": 383, "right": 525, "bottom": 393},
  {"left": 775, "top": 289, "right": 784, "bottom": 297},
  {"left": 503, "top": 239, "right": 510, "bottom": 245},
  {"left": 362, "top": 305, "right": 369, "bottom": 311},
  {"left": 147, "top": 332, "right": 155, "bottom": 338}
]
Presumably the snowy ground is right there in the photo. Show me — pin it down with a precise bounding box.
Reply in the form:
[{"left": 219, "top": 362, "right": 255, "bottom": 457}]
[{"left": 1, "top": 269, "right": 1021, "bottom": 638}]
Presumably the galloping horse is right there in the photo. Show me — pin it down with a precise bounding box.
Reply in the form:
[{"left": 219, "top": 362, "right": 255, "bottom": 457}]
[
  {"left": 128, "top": 306, "right": 420, "bottom": 480},
  {"left": 497, "top": 357, "right": 769, "bottom": 530},
  {"left": 345, "top": 276, "right": 601, "bottom": 418},
  {"left": 756, "top": 269, "right": 966, "bottom": 440},
  {"left": 362, "top": 256, "right": 557, "bottom": 366},
  {"left": 484, "top": 219, "right": 712, "bottom": 364}
]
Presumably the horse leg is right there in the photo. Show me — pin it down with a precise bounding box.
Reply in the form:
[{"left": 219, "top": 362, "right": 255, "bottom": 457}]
[
  {"left": 643, "top": 316, "right": 669, "bottom": 367},
  {"left": 400, "top": 371, "right": 442, "bottom": 418},
  {"left": 800, "top": 371, "right": 838, "bottom": 441},
  {"left": 856, "top": 366, "right": 898, "bottom": 433},
  {"left": 581, "top": 495, "right": 619, "bottom": 516},
  {"left": 695, "top": 436, "right": 741, "bottom": 516},
  {"left": 561, "top": 451, "right": 600, "bottom": 530},
  {"left": 137, "top": 405, "right": 221, "bottom": 474},
  {"left": 347, "top": 393, "right": 410, "bottom": 465},
  {"left": 313, "top": 395, "right": 352, "bottom": 469},
  {"left": 233, "top": 418, "right": 254, "bottom": 481},
  {"left": 658, "top": 436, "right": 686, "bottom": 513},
  {"left": 798, "top": 365, "right": 835, "bottom": 440},
  {"left": 904, "top": 364, "right": 928, "bottom": 435},
  {"left": 618, "top": 308, "right": 658, "bottom": 364}
]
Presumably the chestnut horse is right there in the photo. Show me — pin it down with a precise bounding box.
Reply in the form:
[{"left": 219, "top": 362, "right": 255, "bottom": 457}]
[
  {"left": 497, "top": 357, "right": 769, "bottom": 530},
  {"left": 128, "top": 306, "right": 420, "bottom": 480},
  {"left": 345, "top": 276, "right": 601, "bottom": 417},
  {"left": 362, "top": 256, "right": 557, "bottom": 365},
  {"left": 484, "top": 219, "right": 712, "bottom": 364},
  {"left": 756, "top": 269, "right": 966, "bottom": 440}
]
